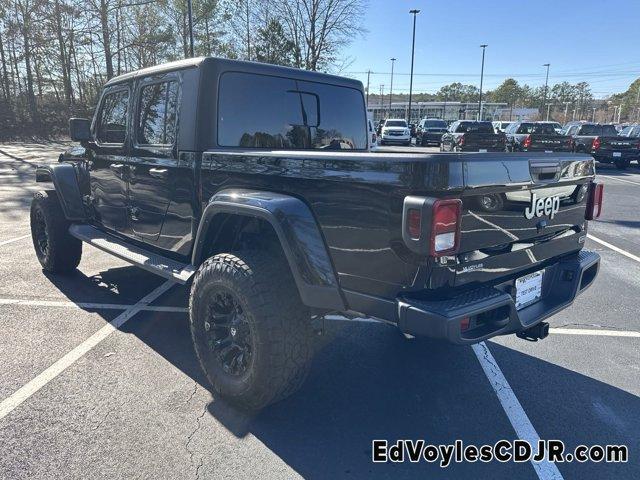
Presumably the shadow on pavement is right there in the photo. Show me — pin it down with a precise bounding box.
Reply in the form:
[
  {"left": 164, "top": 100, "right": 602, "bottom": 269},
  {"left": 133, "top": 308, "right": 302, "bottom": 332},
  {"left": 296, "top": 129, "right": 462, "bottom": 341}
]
[{"left": 46, "top": 264, "right": 639, "bottom": 479}]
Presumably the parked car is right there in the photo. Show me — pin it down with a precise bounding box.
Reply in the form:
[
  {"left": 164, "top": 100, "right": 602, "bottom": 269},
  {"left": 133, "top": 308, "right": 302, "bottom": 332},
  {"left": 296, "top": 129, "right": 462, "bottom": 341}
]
[
  {"left": 619, "top": 124, "right": 640, "bottom": 138},
  {"left": 565, "top": 122, "right": 639, "bottom": 169},
  {"left": 367, "top": 118, "right": 377, "bottom": 149},
  {"left": 417, "top": 118, "right": 448, "bottom": 146},
  {"left": 441, "top": 121, "right": 507, "bottom": 152},
  {"left": 31, "top": 57, "right": 601, "bottom": 411},
  {"left": 492, "top": 121, "right": 512, "bottom": 133},
  {"left": 379, "top": 118, "right": 412, "bottom": 146},
  {"left": 505, "top": 122, "right": 574, "bottom": 152}
]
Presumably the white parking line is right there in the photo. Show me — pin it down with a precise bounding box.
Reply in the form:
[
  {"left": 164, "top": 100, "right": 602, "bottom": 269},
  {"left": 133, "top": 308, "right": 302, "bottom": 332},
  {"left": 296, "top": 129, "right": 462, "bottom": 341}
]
[
  {"left": 599, "top": 174, "right": 640, "bottom": 186},
  {"left": 549, "top": 328, "right": 640, "bottom": 338},
  {"left": 0, "top": 234, "right": 30, "bottom": 247},
  {"left": 0, "top": 280, "right": 175, "bottom": 421},
  {"left": 587, "top": 234, "right": 640, "bottom": 264},
  {"left": 0, "top": 297, "right": 187, "bottom": 313},
  {"left": 472, "top": 342, "right": 563, "bottom": 480}
]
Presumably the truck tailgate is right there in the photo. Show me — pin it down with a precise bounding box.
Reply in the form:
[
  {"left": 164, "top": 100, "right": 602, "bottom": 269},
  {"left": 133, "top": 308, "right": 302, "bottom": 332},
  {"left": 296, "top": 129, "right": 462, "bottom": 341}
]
[
  {"left": 452, "top": 153, "right": 594, "bottom": 287},
  {"left": 529, "top": 135, "right": 573, "bottom": 151}
]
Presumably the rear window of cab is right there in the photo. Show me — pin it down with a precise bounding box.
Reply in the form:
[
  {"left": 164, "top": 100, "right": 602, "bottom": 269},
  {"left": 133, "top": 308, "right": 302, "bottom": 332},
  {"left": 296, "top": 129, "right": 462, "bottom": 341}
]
[{"left": 217, "top": 72, "right": 367, "bottom": 150}]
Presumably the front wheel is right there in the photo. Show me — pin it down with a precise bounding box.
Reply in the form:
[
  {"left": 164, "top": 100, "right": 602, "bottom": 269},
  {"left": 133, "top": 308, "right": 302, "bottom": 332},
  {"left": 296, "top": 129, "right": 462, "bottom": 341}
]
[
  {"left": 30, "top": 191, "right": 82, "bottom": 273},
  {"left": 189, "top": 250, "right": 313, "bottom": 411}
]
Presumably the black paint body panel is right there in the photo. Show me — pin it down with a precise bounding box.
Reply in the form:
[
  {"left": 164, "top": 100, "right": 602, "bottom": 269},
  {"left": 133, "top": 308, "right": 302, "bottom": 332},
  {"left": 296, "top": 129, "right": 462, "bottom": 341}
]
[{"left": 54, "top": 57, "right": 599, "bottom": 334}]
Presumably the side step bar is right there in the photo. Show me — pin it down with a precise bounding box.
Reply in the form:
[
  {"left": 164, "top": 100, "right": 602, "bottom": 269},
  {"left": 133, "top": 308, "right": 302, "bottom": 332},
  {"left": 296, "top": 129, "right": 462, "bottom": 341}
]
[{"left": 69, "top": 224, "right": 195, "bottom": 284}]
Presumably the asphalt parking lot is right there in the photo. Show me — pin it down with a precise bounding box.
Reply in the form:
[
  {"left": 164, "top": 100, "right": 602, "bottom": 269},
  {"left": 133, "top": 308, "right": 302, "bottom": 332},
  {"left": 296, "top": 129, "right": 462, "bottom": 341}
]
[{"left": 0, "top": 142, "right": 638, "bottom": 479}]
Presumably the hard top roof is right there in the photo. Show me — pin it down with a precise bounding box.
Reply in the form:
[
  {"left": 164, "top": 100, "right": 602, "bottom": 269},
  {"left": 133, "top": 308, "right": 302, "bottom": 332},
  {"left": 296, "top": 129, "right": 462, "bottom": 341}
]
[{"left": 104, "top": 56, "right": 363, "bottom": 90}]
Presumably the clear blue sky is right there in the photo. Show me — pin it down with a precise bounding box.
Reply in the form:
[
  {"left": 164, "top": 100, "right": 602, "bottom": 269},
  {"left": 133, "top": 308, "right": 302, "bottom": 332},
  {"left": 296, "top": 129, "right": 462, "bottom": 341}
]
[{"left": 342, "top": 0, "right": 640, "bottom": 98}]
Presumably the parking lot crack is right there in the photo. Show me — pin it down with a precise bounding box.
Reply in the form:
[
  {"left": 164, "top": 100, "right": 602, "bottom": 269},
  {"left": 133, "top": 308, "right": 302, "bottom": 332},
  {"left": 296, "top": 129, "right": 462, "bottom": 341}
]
[
  {"left": 186, "top": 382, "right": 198, "bottom": 404},
  {"left": 185, "top": 397, "right": 208, "bottom": 480},
  {"left": 92, "top": 400, "right": 127, "bottom": 431}
]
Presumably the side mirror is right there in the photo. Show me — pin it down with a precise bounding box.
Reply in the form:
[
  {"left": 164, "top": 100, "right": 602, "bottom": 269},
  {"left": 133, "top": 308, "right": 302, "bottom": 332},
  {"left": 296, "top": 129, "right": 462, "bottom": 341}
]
[{"left": 69, "top": 118, "right": 91, "bottom": 142}]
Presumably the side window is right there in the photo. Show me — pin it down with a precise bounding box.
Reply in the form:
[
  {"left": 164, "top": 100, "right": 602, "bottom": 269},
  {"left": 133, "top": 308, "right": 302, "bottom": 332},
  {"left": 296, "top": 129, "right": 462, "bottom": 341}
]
[
  {"left": 217, "top": 72, "right": 367, "bottom": 150},
  {"left": 568, "top": 126, "right": 578, "bottom": 136},
  {"left": 96, "top": 89, "right": 129, "bottom": 144},
  {"left": 137, "top": 81, "right": 179, "bottom": 145}
]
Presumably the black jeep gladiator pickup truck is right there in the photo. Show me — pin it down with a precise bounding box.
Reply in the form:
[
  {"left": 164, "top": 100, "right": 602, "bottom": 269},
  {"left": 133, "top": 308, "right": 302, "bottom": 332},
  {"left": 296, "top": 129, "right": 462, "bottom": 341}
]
[
  {"left": 505, "top": 121, "right": 574, "bottom": 153},
  {"left": 440, "top": 120, "right": 507, "bottom": 152},
  {"left": 566, "top": 122, "right": 639, "bottom": 169},
  {"left": 30, "top": 57, "right": 602, "bottom": 410}
]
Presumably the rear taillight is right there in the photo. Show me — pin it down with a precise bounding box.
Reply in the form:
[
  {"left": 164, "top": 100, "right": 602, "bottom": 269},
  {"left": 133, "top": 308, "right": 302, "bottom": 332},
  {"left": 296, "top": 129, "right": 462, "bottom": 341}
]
[
  {"left": 458, "top": 134, "right": 465, "bottom": 146},
  {"left": 430, "top": 199, "right": 462, "bottom": 256},
  {"left": 585, "top": 182, "right": 604, "bottom": 220},
  {"left": 592, "top": 137, "right": 601, "bottom": 150},
  {"left": 407, "top": 209, "right": 421, "bottom": 239},
  {"left": 522, "top": 134, "right": 532, "bottom": 148}
]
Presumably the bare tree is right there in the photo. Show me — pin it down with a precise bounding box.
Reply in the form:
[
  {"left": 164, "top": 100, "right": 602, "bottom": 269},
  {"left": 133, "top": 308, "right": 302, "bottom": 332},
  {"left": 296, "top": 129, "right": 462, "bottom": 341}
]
[{"left": 274, "top": 0, "right": 366, "bottom": 71}]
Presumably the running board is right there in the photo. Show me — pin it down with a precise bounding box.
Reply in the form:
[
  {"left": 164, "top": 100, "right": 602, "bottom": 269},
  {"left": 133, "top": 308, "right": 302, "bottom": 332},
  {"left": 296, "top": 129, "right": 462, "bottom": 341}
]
[{"left": 69, "top": 224, "right": 195, "bottom": 284}]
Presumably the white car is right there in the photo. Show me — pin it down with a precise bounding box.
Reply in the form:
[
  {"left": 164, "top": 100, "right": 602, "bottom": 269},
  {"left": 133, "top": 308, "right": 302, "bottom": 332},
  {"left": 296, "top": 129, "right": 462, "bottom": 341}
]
[
  {"left": 367, "top": 118, "right": 378, "bottom": 150},
  {"left": 379, "top": 119, "right": 411, "bottom": 146}
]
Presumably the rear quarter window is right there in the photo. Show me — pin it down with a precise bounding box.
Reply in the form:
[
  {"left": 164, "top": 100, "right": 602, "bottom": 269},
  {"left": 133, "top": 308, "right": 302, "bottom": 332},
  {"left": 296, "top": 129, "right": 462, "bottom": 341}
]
[{"left": 217, "top": 72, "right": 367, "bottom": 150}]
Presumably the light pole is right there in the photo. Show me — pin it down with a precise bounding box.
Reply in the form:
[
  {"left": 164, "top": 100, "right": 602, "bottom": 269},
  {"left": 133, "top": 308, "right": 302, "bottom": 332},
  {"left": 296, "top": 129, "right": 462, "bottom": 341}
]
[
  {"left": 563, "top": 102, "right": 571, "bottom": 124},
  {"left": 546, "top": 103, "right": 552, "bottom": 121},
  {"left": 478, "top": 44, "right": 487, "bottom": 120},
  {"left": 366, "top": 70, "right": 371, "bottom": 107},
  {"left": 408, "top": 9, "right": 420, "bottom": 123},
  {"left": 541, "top": 63, "right": 550, "bottom": 120},
  {"left": 592, "top": 107, "right": 596, "bottom": 122},
  {"left": 389, "top": 58, "right": 396, "bottom": 117}
]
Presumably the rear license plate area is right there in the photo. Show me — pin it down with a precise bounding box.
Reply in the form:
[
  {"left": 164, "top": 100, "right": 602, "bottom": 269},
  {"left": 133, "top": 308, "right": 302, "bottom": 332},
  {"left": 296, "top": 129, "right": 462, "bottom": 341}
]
[
  {"left": 613, "top": 152, "right": 622, "bottom": 157},
  {"left": 515, "top": 269, "right": 544, "bottom": 310}
]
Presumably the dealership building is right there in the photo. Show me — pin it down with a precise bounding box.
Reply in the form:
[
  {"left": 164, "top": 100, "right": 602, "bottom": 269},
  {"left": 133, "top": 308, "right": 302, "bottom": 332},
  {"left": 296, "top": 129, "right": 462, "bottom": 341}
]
[{"left": 367, "top": 101, "right": 509, "bottom": 123}]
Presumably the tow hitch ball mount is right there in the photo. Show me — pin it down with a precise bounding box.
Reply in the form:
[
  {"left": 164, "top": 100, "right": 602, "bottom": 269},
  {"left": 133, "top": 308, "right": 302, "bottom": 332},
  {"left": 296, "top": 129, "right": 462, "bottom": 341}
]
[{"left": 516, "top": 321, "right": 550, "bottom": 341}]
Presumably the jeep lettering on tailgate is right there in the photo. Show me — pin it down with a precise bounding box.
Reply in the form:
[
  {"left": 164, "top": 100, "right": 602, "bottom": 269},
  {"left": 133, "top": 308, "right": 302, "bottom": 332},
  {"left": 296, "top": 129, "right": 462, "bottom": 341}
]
[{"left": 524, "top": 193, "right": 561, "bottom": 220}]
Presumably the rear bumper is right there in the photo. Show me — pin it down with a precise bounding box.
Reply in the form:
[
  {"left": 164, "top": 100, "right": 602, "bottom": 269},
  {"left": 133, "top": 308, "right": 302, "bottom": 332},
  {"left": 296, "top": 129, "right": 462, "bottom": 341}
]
[
  {"left": 592, "top": 150, "right": 639, "bottom": 162},
  {"left": 460, "top": 146, "right": 505, "bottom": 152},
  {"left": 519, "top": 146, "right": 573, "bottom": 152},
  {"left": 397, "top": 250, "right": 600, "bottom": 345}
]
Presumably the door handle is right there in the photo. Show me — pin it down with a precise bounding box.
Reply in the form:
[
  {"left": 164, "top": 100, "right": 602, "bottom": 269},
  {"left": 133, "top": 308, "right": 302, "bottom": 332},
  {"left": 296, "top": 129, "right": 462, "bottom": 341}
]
[{"left": 149, "top": 168, "right": 169, "bottom": 178}]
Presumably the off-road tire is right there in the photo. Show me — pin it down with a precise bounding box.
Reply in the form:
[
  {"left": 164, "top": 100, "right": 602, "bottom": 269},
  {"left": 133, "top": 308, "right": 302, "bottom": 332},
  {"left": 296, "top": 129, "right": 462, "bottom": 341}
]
[
  {"left": 30, "top": 190, "right": 82, "bottom": 273},
  {"left": 189, "top": 250, "right": 313, "bottom": 411}
]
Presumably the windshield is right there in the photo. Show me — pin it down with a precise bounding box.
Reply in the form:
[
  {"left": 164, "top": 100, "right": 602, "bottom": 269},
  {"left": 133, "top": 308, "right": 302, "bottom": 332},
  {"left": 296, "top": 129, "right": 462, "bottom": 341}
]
[
  {"left": 456, "top": 122, "right": 494, "bottom": 133},
  {"left": 424, "top": 120, "right": 447, "bottom": 129},
  {"left": 385, "top": 120, "right": 407, "bottom": 128},
  {"left": 580, "top": 124, "right": 618, "bottom": 136}
]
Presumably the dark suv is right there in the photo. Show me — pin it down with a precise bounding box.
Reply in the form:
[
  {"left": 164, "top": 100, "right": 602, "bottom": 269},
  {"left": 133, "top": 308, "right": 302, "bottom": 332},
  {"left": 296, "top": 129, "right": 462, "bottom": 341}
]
[{"left": 417, "top": 118, "right": 448, "bottom": 146}]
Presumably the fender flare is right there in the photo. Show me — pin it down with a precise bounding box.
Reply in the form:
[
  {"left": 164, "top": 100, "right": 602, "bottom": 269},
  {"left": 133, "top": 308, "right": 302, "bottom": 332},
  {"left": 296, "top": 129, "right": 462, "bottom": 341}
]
[
  {"left": 35, "top": 163, "right": 87, "bottom": 221},
  {"left": 192, "top": 189, "right": 346, "bottom": 311}
]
